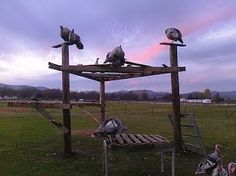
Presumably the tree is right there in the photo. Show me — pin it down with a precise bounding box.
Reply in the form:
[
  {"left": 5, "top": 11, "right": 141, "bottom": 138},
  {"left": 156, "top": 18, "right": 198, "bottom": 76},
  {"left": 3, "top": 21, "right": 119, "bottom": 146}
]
[{"left": 203, "top": 89, "right": 212, "bottom": 99}]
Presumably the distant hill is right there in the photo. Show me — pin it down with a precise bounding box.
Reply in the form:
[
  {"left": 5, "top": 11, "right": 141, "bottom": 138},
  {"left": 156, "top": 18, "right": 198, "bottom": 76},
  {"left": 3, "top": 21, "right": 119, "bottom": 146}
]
[
  {"left": 1, "top": 82, "right": 236, "bottom": 101},
  {"left": 0, "top": 83, "right": 48, "bottom": 90},
  {"left": 218, "top": 91, "right": 236, "bottom": 100}
]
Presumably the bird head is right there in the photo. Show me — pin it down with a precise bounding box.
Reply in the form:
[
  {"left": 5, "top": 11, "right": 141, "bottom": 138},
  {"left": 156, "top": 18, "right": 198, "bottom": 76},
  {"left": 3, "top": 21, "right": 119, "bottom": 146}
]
[{"left": 215, "top": 144, "right": 222, "bottom": 153}]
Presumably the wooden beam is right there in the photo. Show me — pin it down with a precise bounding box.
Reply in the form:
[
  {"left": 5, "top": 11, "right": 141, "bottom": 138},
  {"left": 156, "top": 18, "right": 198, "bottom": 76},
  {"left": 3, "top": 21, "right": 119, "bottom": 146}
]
[
  {"left": 48, "top": 62, "right": 186, "bottom": 74},
  {"left": 35, "top": 107, "right": 69, "bottom": 133},
  {"left": 169, "top": 43, "right": 183, "bottom": 152},
  {"left": 100, "top": 79, "right": 105, "bottom": 123},
  {"left": 61, "top": 43, "right": 72, "bottom": 155}
]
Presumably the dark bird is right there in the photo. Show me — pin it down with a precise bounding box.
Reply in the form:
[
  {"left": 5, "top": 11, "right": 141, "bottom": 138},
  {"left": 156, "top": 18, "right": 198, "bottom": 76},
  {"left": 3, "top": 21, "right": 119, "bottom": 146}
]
[
  {"left": 92, "top": 118, "right": 127, "bottom": 139},
  {"left": 162, "top": 64, "right": 168, "bottom": 68},
  {"left": 104, "top": 46, "right": 125, "bottom": 66},
  {"left": 165, "top": 28, "right": 183, "bottom": 44},
  {"left": 228, "top": 162, "right": 236, "bottom": 176},
  {"left": 60, "top": 26, "right": 84, "bottom": 49},
  {"left": 68, "top": 29, "right": 84, "bottom": 49},
  {"left": 60, "top": 26, "right": 71, "bottom": 42},
  {"left": 195, "top": 144, "right": 222, "bottom": 175}
]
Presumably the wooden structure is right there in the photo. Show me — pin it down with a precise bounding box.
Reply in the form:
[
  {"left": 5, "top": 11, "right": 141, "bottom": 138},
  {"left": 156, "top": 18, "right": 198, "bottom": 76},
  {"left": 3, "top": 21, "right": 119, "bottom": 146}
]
[
  {"left": 6, "top": 41, "right": 186, "bottom": 155},
  {"left": 103, "top": 133, "right": 175, "bottom": 176},
  {"left": 169, "top": 113, "right": 206, "bottom": 155}
]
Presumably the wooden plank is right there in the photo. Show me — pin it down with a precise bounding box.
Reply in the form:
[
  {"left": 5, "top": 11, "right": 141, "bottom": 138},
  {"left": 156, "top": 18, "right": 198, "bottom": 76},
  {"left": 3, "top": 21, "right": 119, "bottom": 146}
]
[
  {"left": 49, "top": 62, "right": 186, "bottom": 74},
  {"left": 154, "top": 134, "right": 170, "bottom": 142},
  {"left": 182, "top": 133, "right": 199, "bottom": 138},
  {"left": 143, "top": 134, "right": 158, "bottom": 143},
  {"left": 35, "top": 107, "right": 69, "bottom": 133},
  {"left": 135, "top": 134, "right": 150, "bottom": 143},
  {"left": 160, "top": 42, "right": 186, "bottom": 47},
  {"left": 80, "top": 107, "right": 99, "bottom": 124},
  {"left": 150, "top": 135, "right": 166, "bottom": 143},
  {"left": 128, "top": 134, "right": 142, "bottom": 144},
  {"left": 121, "top": 134, "right": 133, "bottom": 144},
  {"left": 181, "top": 124, "right": 195, "bottom": 128},
  {"left": 114, "top": 134, "right": 124, "bottom": 144}
]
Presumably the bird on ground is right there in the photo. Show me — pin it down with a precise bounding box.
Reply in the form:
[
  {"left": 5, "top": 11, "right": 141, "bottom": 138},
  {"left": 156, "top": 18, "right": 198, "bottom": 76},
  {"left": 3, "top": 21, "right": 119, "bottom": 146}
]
[
  {"left": 165, "top": 27, "right": 183, "bottom": 44},
  {"left": 228, "top": 162, "right": 236, "bottom": 176},
  {"left": 195, "top": 144, "right": 222, "bottom": 175},
  {"left": 60, "top": 26, "right": 84, "bottom": 49},
  {"left": 104, "top": 46, "right": 125, "bottom": 66},
  {"left": 92, "top": 118, "right": 127, "bottom": 139},
  {"left": 212, "top": 158, "right": 228, "bottom": 176}
]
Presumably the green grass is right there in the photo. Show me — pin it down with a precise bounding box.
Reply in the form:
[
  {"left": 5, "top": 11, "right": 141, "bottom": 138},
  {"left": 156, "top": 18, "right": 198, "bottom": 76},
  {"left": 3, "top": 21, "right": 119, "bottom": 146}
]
[{"left": 0, "top": 102, "right": 236, "bottom": 175}]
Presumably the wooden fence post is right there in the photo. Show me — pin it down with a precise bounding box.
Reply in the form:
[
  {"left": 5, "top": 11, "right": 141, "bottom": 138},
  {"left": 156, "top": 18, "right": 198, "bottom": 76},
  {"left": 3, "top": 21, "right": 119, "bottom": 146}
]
[
  {"left": 62, "top": 43, "right": 72, "bottom": 155},
  {"left": 100, "top": 79, "right": 105, "bottom": 123},
  {"left": 160, "top": 42, "right": 186, "bottom": 152}
]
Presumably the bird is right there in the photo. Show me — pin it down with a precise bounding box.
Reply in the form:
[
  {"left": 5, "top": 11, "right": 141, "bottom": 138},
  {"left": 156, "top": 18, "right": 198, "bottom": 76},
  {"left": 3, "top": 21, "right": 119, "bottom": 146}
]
[
  {"left": 60, "top": 26, "right": 84, "bottom": 49},
  {"left": 228, "top": 162, "right": 236, "bottom": 176},
  {"left": 92, "top": 118, "right": 127, "bottom": 139},
  {"left": 60, "top": 26, "right": 71, "bottom": 42},
  {"left": 195, "top": 144, "right": 222, "bottom": 175},
  {"left": 68, "top": 29, "right": 84, "bottom": 49},
  {"left": 162, "top": 64, "right": 168, "bottom": 68},
  {"left": 165, "top": 27, "right": 183, "bottom": 44},
  {"left": 95, "top": 58, "right": 99, "bottom": 65},
  {"left": 212, "top": 158, "right": 228, "bottom": 176},
  {"left": 104, "top": 46, "right": 125, "bottom": 66}
]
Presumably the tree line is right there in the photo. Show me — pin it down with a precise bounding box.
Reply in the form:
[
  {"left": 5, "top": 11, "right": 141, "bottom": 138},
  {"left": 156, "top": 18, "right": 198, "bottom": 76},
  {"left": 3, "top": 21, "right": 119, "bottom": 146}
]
[{"left": 0, "top": 87, "right": 227, "bottom": 102}]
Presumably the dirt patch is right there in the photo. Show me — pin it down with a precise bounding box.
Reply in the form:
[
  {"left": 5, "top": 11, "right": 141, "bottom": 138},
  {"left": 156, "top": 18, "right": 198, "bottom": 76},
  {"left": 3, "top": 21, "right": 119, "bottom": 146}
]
[
  {"left": 0, "top": 107, "right": 31, "bottom": 113},
  {"left": 71, "top": 129, "right": 95, "bottom": 137}
]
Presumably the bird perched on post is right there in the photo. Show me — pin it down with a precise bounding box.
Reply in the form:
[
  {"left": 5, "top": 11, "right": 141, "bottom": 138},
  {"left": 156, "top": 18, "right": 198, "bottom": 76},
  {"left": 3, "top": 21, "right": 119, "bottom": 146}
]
[
  {"left": 195, "top": 144, "right": 222, "bottom": 175},
  {"left": 60, "top": 26, "right": 84, "bottom": 49},
  {"left": 104, "top": 46, "right": 125, "bottom": 66},
  {"left": 92, "top": 118, "right": 127, "bottom": 139},
  {"left": 165, "top": 27, "right": 183, "bottom": 44}
]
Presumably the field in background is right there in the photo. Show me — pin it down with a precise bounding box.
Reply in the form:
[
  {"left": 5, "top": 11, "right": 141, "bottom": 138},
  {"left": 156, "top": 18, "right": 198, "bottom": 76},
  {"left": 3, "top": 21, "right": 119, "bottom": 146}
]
[{"left": 0, "top": 102, "right": 236, "bottom": 176}]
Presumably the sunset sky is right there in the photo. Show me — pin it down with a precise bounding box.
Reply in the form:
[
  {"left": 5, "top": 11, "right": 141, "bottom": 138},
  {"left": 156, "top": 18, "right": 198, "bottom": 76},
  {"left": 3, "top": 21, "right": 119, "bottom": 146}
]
[{"left": 0, "top": 0, "right": 236, "bottom": 93}]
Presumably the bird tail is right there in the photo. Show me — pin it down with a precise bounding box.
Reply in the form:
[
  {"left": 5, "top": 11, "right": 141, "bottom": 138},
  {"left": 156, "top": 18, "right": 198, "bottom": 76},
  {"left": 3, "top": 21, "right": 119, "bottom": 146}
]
[
  {"left": 76, "top": 43, "right": 84, "bottom": 49},
  {"left": 179, "top": 38, "right": 184, "bottom": 44}
]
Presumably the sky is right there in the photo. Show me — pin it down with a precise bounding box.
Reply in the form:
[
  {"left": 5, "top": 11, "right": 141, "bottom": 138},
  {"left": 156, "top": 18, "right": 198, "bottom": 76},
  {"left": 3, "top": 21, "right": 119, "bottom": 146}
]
[{"left": 0, "top": 0, "right": 236, "bottom": 93}]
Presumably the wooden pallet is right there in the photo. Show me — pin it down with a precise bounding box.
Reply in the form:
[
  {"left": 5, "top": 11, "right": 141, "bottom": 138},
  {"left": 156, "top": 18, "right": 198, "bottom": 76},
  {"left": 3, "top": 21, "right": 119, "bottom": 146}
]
[{"left": 103, "top": 133, "right": 175, "bottom": 176}]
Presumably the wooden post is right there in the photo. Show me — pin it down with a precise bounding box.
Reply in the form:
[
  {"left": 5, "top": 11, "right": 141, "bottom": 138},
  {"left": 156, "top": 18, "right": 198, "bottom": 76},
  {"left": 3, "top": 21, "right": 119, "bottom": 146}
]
[
  {"left": 100, "top": 79, "right": 105, "bottom": 123},
  {"left": 160, "top": 42, "right": 186, "bottom": 152},
  {"left": 61, "top": 43, "right": 72, "bottom": 155}
]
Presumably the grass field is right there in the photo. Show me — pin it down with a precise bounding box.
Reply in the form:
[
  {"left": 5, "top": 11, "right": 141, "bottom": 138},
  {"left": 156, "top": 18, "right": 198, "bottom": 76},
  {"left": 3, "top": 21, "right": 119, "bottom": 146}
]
[{"left": 0, "top": 102, "right": 236, "bottom": 176}]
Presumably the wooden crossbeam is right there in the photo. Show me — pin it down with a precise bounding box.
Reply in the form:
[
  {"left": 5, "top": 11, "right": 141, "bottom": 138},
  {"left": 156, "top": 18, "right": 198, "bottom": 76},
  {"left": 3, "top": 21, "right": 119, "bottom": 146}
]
[
  {"left": 48, "top": 62, "right": 186, "bottom": 74},
  {"left": 80, "top": 106, "right": 100, "bottom": 124},
  {"left": 35, "top": 107, "right": 69, "bottom": 133}
]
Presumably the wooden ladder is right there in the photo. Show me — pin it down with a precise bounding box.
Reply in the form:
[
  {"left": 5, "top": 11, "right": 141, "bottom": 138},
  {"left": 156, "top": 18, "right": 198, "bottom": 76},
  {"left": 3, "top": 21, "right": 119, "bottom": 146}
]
[{"left": 169, "top": 113, "right": 206, "bottom": 155}]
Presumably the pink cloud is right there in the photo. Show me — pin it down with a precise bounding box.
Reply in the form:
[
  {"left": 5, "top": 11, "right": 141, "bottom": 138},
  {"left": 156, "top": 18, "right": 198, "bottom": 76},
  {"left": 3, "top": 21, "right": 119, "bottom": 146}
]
[{"left": 128, "top": 6, "right": 236, "bottom": 64}]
